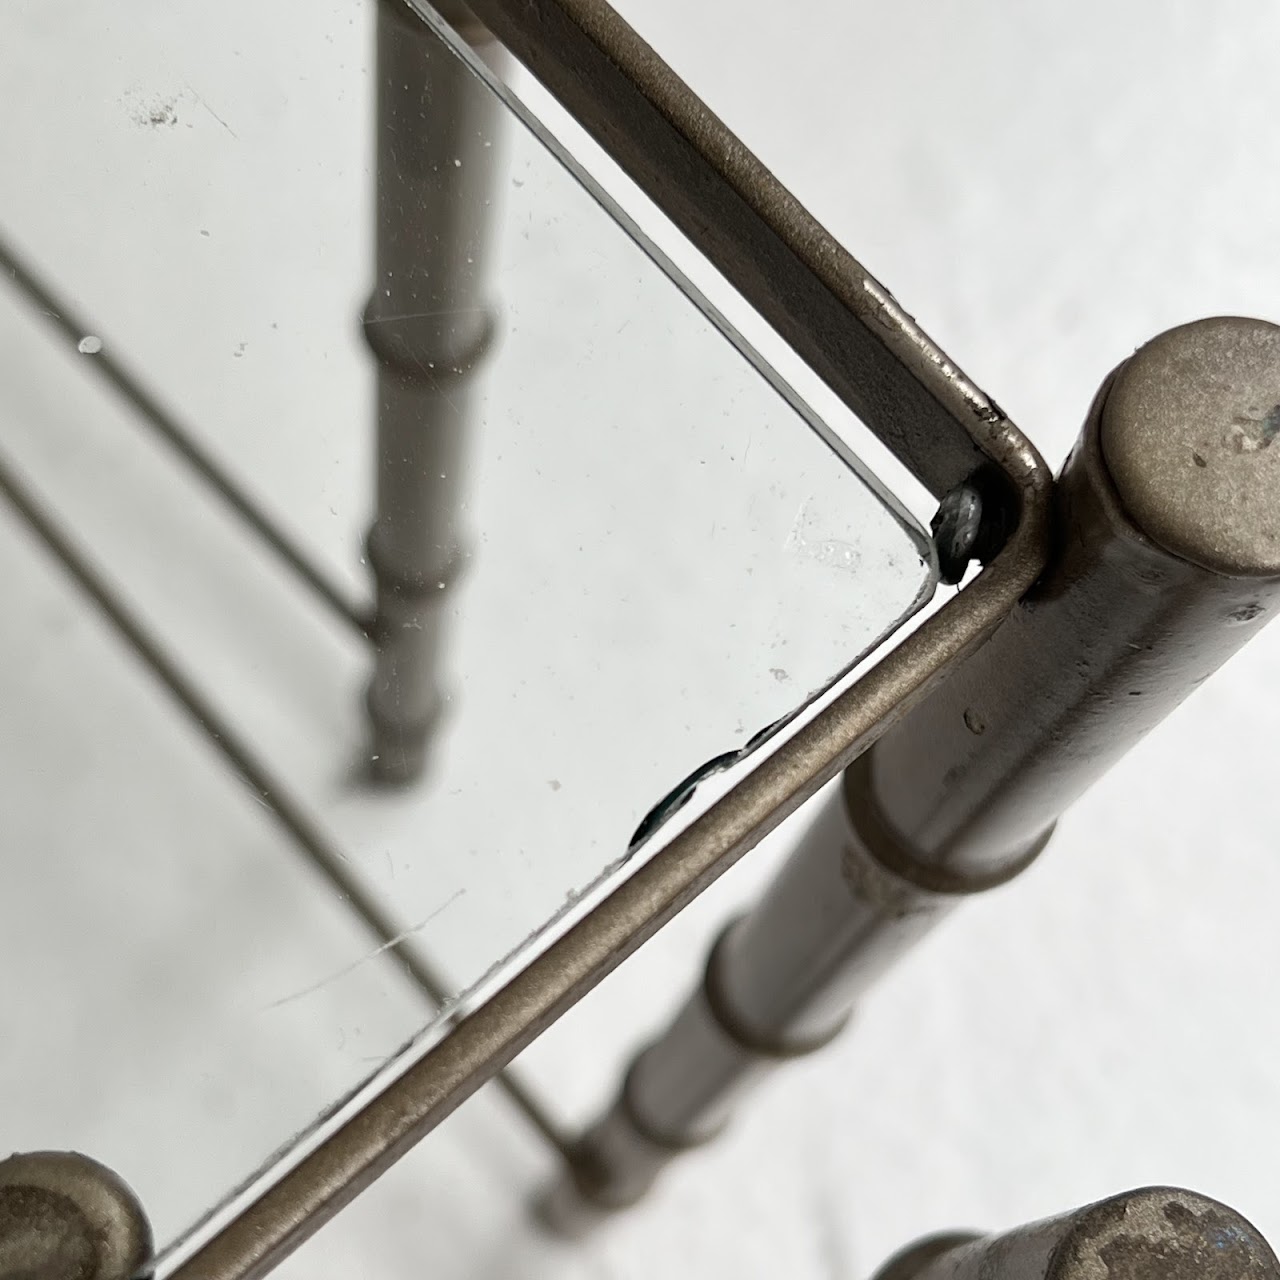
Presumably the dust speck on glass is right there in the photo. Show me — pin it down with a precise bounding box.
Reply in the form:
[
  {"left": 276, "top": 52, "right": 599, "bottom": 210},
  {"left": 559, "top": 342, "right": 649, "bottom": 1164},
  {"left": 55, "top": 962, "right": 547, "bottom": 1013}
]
[{"left": 0, "top": 0, "right": 935, "bottom": 1258}]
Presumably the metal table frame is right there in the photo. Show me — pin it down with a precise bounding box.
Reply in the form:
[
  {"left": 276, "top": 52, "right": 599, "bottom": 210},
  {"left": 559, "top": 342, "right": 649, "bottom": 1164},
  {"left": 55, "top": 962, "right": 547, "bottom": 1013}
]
[
  {"left": 168, "top": 3, "right": 1050, "bottom": 1275},
  {"left": 0, "top": 0, "right": 1052, "bottom": 1275}
]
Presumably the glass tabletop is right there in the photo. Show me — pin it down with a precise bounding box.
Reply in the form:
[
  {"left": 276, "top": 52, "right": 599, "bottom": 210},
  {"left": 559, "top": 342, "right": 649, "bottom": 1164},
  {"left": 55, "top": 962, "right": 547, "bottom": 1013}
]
[{"left": 0, "top": 0, "right": 935, "bottom": 1256}]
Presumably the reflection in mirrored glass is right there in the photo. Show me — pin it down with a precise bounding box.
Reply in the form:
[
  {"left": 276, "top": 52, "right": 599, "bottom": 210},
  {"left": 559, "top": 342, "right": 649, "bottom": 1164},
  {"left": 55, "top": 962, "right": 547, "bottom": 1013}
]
[{"left": 0, "top": 0, "right": 934, "bottom": 1253}]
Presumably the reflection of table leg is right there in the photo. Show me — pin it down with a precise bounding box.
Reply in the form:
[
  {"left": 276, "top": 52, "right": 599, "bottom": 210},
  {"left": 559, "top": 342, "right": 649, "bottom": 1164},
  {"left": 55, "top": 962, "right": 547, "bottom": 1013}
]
[
  {"left": 363, "top": 0, "right": 502, "bottom": 784},
  {"left": 872, "top": 1187, "right": 1278, "bottom": 1280},
  {"left": 540, "top": 317, "right": 1280, "bottom": 1226}
]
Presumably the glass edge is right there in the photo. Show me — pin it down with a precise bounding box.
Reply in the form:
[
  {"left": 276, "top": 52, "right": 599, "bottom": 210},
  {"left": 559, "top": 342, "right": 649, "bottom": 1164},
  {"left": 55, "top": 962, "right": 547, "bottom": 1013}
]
[{"left": 401, "top": 0, "right": 940, "bottom": 568}]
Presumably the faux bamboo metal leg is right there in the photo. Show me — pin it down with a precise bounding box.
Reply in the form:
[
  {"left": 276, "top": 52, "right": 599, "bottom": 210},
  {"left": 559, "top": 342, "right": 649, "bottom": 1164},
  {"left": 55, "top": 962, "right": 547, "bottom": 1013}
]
[
  {"left": 542, "top": 316, "right": 1280, "bottom": 1227},
  {"left": 872, "top": 1186, "right": 1280, "bottom": 1280},
  {"left": 363, "top": 0, "right": 503, "bottom": 784},
  {"left": 0, "top": 1151, "right": 152, "bottom": 1280}
]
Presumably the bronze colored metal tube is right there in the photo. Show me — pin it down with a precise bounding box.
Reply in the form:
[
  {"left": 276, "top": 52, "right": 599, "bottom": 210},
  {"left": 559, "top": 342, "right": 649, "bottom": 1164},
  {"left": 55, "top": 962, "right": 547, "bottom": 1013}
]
[
  {"left": 544, "top": 317, "right": 1280, "bottom": 1226},
  {"left": 872, "top": 1186, "right": 1279, "bottom": 1280},
  {"left": 0, "top": 1151, "right": 152, "bottom": 1280}
]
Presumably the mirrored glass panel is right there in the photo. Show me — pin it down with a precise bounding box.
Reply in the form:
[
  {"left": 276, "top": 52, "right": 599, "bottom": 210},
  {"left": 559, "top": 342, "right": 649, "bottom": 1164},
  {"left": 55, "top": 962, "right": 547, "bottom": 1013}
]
[{"left": 0, "top": 0, "right": 935, "bottom": 1253}]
